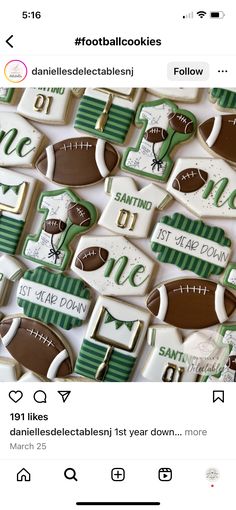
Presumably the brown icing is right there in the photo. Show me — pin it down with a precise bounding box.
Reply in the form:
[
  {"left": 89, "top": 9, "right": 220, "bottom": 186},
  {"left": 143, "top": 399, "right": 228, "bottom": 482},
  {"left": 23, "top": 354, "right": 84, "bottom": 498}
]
[
  {"left": 168, "top": 113, "right": 194, "bottom": 134},
  {"left": 172, "top": 168, "right": 208, "bottom": 193},
  {"left": 75, "top": 247, "right": 109, "bottom": 271},
  {"left": 199, "top": 115, "right": 236, "bottom": 164},
  {"left": 0, "top": 317, "right": 72, "bottom": 378},
  {"left": 144, "top": 127, "right": 168, "bottom": 143},
  {"left": 36, "top": 137, "right": 119, "bottom": 186},
  {"left": 43, "top": 219, "right": 67, "bottom": 234},
  {"left": 146, "top": 278, "right": 236, "bottom": 329},
  {"left": 68, "top": 202, "right": 91, "bottom": 226}
]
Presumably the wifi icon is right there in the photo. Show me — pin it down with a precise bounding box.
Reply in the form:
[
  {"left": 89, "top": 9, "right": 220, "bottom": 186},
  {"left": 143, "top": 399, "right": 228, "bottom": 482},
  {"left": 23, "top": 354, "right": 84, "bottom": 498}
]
[{"left": 197, "top": 10, "right": 207, "bottom": 18}]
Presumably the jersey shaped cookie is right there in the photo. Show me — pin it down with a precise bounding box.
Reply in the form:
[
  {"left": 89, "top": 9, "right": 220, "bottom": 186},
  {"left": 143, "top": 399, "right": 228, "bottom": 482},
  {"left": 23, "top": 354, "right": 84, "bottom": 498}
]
[
  {"left": 151, "top": 212, "right": 231, "bottom": 277},
  {"left": 17, "top": 267, "right": 92, "bottom": 330},
  {"left": 22, "top": 188, "right": 97, "bottom": 270},
  {"left": 122, "top": 99, "right": 196, "bottom": 182},
  {"left": 71, "top": 235, "right": 155, "bottom": 296},
  {"left": 142, "top": 326, "right": 225, "bottom": 382},
  {"left": 0, "top": 255, "right": 24, "bottom": 305},
  {"left": 146, "top": 88, "right": 199, "bottom": 103},
  {"left": 198, "top": 114, "right": 236, "bottom": 166},
  {"left": 146, "top": 278, "right": 236, "bottom": 329},
  {"left": 209, "top": 88, "right": 236, "bottom": 112},
  {"left": 36, "top": 137, "right": 119, "bottom": 187},
  {"left": 202, "top": 324, "right": 236, "bottom": 382},
  {"left": 98, "top": 176, "right": 171, "bottom": 238},
  {"left": 74, "top": 295, "right": 150, "bottom": 382},
  {"left": 0, "top": 112, "right": 45, "bottom": 167},
  {"left": 74, "top": 87, "right": 143, "bottom": 145},
  {"left": 0, "top": 168, "right": 37, "bottom": 254},
  {"left": 17, "top": 87, "right": 72, "bottom": 124},
  {"left": 167, "top": 157, "right": 236, "bottom": 218}
]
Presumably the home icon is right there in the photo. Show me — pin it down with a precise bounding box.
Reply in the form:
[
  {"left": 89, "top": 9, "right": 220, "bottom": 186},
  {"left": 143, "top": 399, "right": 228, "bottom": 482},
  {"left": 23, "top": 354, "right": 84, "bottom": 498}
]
[{"left": 16, "top": 468, "right": 31, "bottom": 482}]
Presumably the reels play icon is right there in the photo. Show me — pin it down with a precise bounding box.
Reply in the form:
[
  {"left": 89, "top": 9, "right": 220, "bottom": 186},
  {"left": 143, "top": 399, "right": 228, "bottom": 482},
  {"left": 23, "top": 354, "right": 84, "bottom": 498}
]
[{"left": 158, "top": 468, "right": 172, "bottom": 481}]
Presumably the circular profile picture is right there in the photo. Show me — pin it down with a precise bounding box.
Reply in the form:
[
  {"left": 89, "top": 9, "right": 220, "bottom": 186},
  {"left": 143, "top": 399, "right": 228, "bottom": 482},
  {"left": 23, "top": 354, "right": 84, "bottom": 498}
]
[{"left": 4, "top": 60, "right": 27, "bottom": 83}]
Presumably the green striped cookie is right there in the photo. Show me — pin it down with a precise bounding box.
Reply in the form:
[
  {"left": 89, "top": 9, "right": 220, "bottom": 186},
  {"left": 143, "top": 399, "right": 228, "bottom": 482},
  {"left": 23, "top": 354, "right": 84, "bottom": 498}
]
[
  {"left": 151, "top": 212, "right": 231, "bottom": 278},
  {"left": 17, "top": 267, "right": 91, "bottom": 330},
  {"left": 74, "top": 95, "right": 134, "bottom": 144},
  {"left": 74, "top": 339, "right": 136, "bottom": 382},
  {"left": 0, "top": 216, "right": 24, "bottom": 254},
  {"left": 210, "top": 88, "right": 236, "bottom": 111}
]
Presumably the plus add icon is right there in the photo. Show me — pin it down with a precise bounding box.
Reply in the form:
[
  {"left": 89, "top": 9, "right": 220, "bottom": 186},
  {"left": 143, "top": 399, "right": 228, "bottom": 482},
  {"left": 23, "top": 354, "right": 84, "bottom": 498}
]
[{"left": 111, "top": 467, "right": 125, "bottom": 482}]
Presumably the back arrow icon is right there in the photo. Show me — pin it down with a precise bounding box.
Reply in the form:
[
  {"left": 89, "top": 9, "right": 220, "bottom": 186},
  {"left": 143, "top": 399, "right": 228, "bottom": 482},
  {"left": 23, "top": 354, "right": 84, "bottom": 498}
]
[{"left": 6, "top": 35, "right": 14, "bottom": 48}]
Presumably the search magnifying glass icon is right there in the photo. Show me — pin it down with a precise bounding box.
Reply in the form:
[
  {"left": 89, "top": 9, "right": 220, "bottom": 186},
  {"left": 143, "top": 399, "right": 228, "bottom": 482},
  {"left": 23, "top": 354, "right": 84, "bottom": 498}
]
[{"left": 64, "top": 468, "right": 78, "bottom": 482}]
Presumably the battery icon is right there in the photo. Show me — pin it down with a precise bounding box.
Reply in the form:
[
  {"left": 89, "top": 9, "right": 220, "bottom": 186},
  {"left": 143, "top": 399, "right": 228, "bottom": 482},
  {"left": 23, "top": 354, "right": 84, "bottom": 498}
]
[{"left": 210, "top": 11, "right": 225, "bottom": 18}]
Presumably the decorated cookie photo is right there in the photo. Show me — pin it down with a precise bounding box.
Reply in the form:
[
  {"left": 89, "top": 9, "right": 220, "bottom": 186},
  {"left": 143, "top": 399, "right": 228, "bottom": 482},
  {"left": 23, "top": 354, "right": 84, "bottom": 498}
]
[
  {"left": 0, "top": 357, "right": 21, "bottom": 382},
  {"left": 74, "top": 87, "right": 143, "bottom": 144},
  {"left": 17, "top": 87, "right": 72, "bottom": 124},
  {"left": 201, "top": 324, "right": 236, "bottom": 383},
  {"left": 221, "top": 262, "right": 236, "bottom": 291},
  {"left": 167, "top": 157, "right": 236, "bottom": 218},
  {"left": 0, "top": 168, "right": 37, "bottom": 254},
  {"left": 0, "top": 255, "right": 24, "bottom": 306},
  {"left": 22, "top": 188, "right": 97, "bottom": 271},
  {"left": 36, "top": 137, "right": 119, "bottom": 187},
  {"left": 98, "top": 176, "right": 172, "bottom": 238},
  {"left": 209, "top": 88, "right": 236, "bottom": 112},
  {"left": 146, "top": 278, "right": 236, "bottom": 329},
  {"left": 17, "top": 267, "right": 92, "bottom": 330},
  {"left": 74, "top": 295, "right": 150, "bottom": 382},
  {"left": 142, "top": 326, "right": 226, "bottom": 382},
  {"left": 71, "top": 235, "right": 155, "bottom": 296},
  {"left": 0, "top": 112, "right": 45, "bottom": 167},
  {"left": 151, "top": 212, "right": 231, "bottom": 277},
  {"left": 0, "top": 88, "right": 16, "bottom": 104},
  {"left": 198, "top": 114, "right": 236, "bottom": 166},
  {"left": 0, "top": 315, "right": 73, "bottom": 380},
  {"left": 146, "top": 88, "right": 199, "bottom": 103},
  {"left": 122, "top": 98, "right": 197, "bottom": 182}
]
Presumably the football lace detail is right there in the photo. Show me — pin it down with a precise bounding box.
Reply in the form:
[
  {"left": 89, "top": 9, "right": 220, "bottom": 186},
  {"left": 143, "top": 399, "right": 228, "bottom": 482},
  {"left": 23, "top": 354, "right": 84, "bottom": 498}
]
[
  {"left": 26, "top": 328, "right": 55, "bottom": 347},
  {"left": 173, "top": 285, "right": 210, "bottom": 295},
  {"left": 60, "top": 142, "right": 93, "bottom": 151}
]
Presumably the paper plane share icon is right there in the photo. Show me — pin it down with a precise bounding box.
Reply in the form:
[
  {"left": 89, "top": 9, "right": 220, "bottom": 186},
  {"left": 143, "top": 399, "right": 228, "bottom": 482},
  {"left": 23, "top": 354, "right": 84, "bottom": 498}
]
[{"left": 57, "top": 391, "right": 71, "bottom": 403}]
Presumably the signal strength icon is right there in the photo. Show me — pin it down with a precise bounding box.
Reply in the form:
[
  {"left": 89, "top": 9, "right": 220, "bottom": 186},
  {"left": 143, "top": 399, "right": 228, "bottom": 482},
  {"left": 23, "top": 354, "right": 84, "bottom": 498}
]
[
  {"left": 197, "top": 10, "right": 207, "bottom": 18},
  {"left": 183, "top": 12, "right": 194, "bottom": 19}
]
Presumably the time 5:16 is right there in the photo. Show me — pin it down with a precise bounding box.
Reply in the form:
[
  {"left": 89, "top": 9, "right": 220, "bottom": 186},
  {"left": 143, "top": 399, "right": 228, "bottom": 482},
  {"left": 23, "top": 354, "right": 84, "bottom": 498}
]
[{"left": 22, "top": 11, "right": 42, "bottom": 19}]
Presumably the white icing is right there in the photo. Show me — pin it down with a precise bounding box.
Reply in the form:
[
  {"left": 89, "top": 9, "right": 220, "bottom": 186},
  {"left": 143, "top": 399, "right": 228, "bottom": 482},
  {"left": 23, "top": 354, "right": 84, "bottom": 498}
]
[
  {"left": 215, "top": 284, "right": 228, "bottom": 323},
  {"left": 99, "top": 176, "right": 171, "bottom": 238},
  {"left": 157, "top": 285, "right": 168, "bottom": 321},
  {"left": 151, "top": 222, "right": 231, "bottom": 269},
  {"left": 167, "top": 157, "right": 236, "bottom": 218},
  {"left": 1, "top": 317, "right": 21, "bottom": 347},
  {"left": 17, "top": 278, "right": 90, "bottom": 320},
  {"left": 95, "top": 139, "right": 110, "bottom": 178},
  {"left": 47, "top": 349, "right": 69, "bottom": 379},
  {"left": 146, "top": 88, "right": 198, "bottom": 102},
  {"left": 0, "top": 255, "right": 24, "bottom": 306},
  {"left": 17, "top": 88, "right": 71, "bottom": 125},
  {"left": 85, "top": 295, "right": 149, "bottom": 357},
  {"left": 0, "top": 356, "right": 20, "bottom": 381},
  {"left": 84, "top": 88, "right": 143, "bottom": 110},
  {"left": 71, "top": 235, "right": 155, "bottom": 296},
  {"left": 45, "top": 145, "right": 56, "bottom": 180},
  {"left": 206, "top": 116, "right": 222, "bottom": 147}
]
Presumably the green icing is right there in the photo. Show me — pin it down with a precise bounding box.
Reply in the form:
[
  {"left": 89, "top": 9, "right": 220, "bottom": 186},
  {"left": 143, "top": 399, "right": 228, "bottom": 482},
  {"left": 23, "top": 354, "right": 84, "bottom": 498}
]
[
  {"left": 104, "top": 309, "right": 136, "bottom": 331},
  {"left": 22, "top": 188, "right": 98, "bottom": 271},
  {"left": 151, "top": 212, "right": 231, "bottom": 278},
  {"left": 0, "top": 128, "right": 35, "bottom": 157},
  {"left": 104, "top": 255, "right": 148, "bottom": 287},
  {"left": 122, "top": 98, "right": 197, "bottom": 182},
  {"left": 202, "top": 178, "right": 236, "bottom": 209}
]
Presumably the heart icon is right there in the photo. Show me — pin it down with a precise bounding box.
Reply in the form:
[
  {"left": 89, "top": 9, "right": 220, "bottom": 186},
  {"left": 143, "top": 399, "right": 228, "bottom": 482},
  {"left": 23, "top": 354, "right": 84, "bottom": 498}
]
[{"left": 9, "top": 391, "right": 23, "bottom": 403}]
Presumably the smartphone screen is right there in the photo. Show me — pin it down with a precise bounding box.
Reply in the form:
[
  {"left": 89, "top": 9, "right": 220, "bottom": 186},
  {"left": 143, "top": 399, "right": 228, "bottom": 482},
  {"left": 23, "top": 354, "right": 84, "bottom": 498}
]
[{"left": 0, "top": 2, "right": 235, "bottom": 509}]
